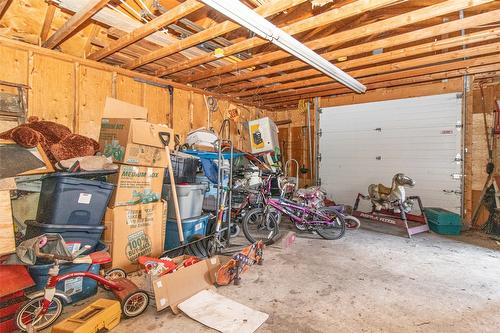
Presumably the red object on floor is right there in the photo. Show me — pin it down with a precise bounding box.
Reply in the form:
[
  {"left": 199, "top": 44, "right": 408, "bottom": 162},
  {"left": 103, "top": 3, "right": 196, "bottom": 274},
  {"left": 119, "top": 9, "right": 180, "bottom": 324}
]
[{"left": 0, "top": 265, "right": 35, "bottom": 333}]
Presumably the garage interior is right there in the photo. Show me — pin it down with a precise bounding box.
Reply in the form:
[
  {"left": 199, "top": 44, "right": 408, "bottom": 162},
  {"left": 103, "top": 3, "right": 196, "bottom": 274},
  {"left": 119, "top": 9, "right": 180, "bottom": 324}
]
[{"left": 0, "top": 0, "right": 499, "bottom": 332}]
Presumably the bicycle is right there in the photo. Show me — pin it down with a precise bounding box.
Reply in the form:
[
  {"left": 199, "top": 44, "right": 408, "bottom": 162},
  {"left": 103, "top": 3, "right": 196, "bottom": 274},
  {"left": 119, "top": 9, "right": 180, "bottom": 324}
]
[
  {"left": 242, "top": 174, "right": 346, "bottom": 244},
  {"left": 15, "top": 235, "right": 149, "bottom": 332}
]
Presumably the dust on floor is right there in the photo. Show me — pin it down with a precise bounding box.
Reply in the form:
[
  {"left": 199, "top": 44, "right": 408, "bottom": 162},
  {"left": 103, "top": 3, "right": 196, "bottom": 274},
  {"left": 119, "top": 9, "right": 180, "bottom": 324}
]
[{"left": 47, "top": 224, "right": 500, "bottom": 333}]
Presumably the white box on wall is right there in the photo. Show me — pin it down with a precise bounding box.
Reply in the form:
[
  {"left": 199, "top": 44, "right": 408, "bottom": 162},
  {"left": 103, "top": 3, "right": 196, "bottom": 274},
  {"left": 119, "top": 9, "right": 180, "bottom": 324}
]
[{"left": 248, "top": 117, "right": 279, "bottom": 154}]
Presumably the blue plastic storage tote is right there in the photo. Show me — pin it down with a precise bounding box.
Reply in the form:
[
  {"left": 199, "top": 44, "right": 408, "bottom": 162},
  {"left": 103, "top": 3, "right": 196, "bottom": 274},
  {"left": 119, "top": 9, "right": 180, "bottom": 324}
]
[
  {"left": 24, "top": 220, "right": 105, "bottom": 254},
  {"left": 37, "top": 173, "right": 114, "bottom": 226},
  {"left": 165, "top": 214, "right": 210, "bottom": 250},
  {"left": 27, "top": 242, "right": 108, "bottom": 304}
]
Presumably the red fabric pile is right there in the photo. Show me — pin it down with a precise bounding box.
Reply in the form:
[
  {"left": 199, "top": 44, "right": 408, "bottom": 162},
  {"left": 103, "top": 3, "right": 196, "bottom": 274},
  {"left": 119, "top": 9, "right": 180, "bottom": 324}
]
[{"left": 0, "top": 117, "right": 99, "bottom": 165}]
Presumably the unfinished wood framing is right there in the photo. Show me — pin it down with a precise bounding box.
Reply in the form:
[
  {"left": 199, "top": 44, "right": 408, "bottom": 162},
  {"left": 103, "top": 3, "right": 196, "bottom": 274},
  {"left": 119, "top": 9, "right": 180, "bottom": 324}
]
[
  {"left": 183, "top": 0, "right": 495, "bottom": 83},
  {"left": 123, "top": 0, "right": 305, "bottom": 70},
  {"left": 0, "top": 0, "right": 496, "bottom": 111},
  {"left": 42, "top": 0, "right": 109, "bottom": 49}
]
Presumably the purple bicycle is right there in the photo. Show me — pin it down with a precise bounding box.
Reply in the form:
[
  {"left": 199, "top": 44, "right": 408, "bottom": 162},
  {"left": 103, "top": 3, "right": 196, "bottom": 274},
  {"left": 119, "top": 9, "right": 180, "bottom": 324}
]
[{"left": 241, "top": 173, "right": 346, "bottom": 244}]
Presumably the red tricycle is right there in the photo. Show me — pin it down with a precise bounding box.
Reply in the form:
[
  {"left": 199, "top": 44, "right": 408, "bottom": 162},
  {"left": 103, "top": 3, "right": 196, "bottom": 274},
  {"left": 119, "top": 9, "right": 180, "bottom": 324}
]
[{"left": 15, "top": 235, "right": 149, "bottom": 332}]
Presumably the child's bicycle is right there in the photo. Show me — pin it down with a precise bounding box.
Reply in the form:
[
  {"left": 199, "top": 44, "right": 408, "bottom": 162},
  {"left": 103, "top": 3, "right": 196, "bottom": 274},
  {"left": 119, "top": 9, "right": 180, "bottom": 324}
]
[
  {"left": 15, "top": 235, "right": 149, "bottom": 332},
  {"left": 242, "top": 173, "right": 346, "bottom": 244}
]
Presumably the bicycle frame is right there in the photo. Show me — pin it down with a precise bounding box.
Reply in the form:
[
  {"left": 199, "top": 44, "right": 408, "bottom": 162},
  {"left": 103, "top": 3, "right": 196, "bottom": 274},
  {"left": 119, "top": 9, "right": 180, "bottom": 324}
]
[{"left": 261, "top": 175, "right": 340, "bottom": 226}]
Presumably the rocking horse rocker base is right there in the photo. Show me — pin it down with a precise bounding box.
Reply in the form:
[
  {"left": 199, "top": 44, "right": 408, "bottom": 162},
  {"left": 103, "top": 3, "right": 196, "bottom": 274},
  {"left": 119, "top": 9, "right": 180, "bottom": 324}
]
[{"left": 352, "top": 194, "right": 429, "bottom": 238}]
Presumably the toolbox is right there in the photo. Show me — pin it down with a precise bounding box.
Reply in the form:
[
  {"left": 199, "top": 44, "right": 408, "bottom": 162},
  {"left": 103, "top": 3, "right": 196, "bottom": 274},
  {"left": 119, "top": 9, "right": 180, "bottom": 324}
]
[
  {"left": 51, "top": 298, "right": 121, "bottom": 333},
  {"left": 0, "top": 265, "right": 35, "bottom": 333}
]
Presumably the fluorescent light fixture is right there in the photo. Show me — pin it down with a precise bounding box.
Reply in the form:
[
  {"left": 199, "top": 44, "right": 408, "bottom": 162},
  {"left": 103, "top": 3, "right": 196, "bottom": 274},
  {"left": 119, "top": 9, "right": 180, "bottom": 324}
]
[{"left": 199, "top": 0, "right": 367, "bottom": 93}]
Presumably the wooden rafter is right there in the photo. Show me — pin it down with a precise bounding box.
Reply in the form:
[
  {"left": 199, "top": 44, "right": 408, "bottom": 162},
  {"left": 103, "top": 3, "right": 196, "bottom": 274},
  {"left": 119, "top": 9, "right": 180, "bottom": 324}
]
[
  {"left": 123, "top": 0, "right": 307, "bottom": 70},
  {"left": 183, "top": 0, "right": 494, "bottom": 83},
  {"left": 229, "top": 27, "right": 500, "bottom": 98},
  {"left": 0, "top": 0, "right": 12, "bottom": 20},
  {"left": 201, "top": 9, "right": 500, "bottom": 90},
  {"left": 254, "top": 44, "right": 500, "bottom": 103},
  {"left": 264, "top": 57, "right": 500, "bottom": 106},
  {"left": 43, "top": 0, "right": 109, "bottom": 49},
  {"left": 252, "top": 46, "right": 500, "bottom": 104},
  {"left": 40, "top": 3, "right": 57, "bottom": 43},
  {"left": 87, "top": 0, "right": 204, "bottom": 61},
  {"left": 266, "top": 64, "right": 500, "bottom": 109},
  {"left": 156, "top": 0, "right": 401, "bottom": 77}
]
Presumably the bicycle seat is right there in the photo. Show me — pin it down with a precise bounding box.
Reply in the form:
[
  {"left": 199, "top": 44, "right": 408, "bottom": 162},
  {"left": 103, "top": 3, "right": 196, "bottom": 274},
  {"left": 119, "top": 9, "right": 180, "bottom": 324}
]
[
  {"left": 88, "top": 251, "right": 112, "bottom": 265},
  {"left": 73, "top": 251, "right": 112, "bottom": 265}
]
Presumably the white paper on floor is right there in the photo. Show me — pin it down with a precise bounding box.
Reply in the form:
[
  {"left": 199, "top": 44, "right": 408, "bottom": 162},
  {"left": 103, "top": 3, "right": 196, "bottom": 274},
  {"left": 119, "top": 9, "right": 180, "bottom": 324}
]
[{"left": 178, "top": 289, "right": 269, "bottom": 333}]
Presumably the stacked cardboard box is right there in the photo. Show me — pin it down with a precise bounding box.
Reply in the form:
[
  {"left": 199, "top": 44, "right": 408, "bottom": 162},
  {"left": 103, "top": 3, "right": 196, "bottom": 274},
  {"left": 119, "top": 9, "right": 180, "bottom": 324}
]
[{"left": 99, "top": 97, "right": 173, "bottom": 272}]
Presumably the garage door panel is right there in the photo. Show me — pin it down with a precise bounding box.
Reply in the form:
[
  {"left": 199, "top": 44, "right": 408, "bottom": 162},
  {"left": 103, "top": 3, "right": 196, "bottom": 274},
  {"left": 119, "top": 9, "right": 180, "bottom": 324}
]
[
  {"left": 322, "top": 113, "right": 460, "bottom": 131},
  {"left": 320, "top": 93, "right": 462, "bottom": 214}
]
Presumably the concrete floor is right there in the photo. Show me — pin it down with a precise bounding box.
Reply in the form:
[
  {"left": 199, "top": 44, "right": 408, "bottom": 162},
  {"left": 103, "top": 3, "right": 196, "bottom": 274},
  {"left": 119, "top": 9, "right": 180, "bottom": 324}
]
[{"left": 52, "top": 222, "right": 500, "bottom": 333}]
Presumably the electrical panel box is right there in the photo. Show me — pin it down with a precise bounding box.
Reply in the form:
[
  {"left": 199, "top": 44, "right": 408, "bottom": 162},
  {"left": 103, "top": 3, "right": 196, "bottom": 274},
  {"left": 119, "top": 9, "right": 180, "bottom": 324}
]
[{"left": 248, "top": 117, "right": 279, "bottom": 154}]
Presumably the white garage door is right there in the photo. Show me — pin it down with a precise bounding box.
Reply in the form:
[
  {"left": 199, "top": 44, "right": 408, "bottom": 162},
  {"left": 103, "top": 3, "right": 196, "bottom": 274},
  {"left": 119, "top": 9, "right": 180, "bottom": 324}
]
[{"left": 319, "top": 93, "right": 463, "bottom": 214}]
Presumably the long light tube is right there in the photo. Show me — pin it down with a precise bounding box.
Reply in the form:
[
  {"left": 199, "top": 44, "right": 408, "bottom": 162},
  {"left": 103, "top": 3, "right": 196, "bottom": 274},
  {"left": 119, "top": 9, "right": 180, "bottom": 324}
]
[{"left": 199, "top": 0, "right": 367, "bottom": 93}]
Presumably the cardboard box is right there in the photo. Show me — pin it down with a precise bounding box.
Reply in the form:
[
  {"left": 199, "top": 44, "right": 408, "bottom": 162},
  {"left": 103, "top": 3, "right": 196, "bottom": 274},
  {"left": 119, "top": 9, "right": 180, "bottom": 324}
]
[
  {"left": 103, "top": 201, "right": 166, "bottom": 273},
  {"left": 98, "top": 97, "right": 174, "bottom": 167},
  {"left": 108, "top": 164, "right": 164, "bottom": 207},
  {"left": 152, "top": 255, "right": 229, "bottom": 314}
]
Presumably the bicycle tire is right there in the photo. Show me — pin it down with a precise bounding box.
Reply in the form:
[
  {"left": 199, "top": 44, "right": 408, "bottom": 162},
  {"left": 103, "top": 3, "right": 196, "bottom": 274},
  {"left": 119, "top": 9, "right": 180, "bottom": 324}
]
[
  {"left": 16, "top": 296, "right": 64, "bottom": 332},
  {"left": 242, "top": 207, "right": 280, "bottom": 245},
  {"left": 315, "top": 207, "right": 346, "bottom": 240}
]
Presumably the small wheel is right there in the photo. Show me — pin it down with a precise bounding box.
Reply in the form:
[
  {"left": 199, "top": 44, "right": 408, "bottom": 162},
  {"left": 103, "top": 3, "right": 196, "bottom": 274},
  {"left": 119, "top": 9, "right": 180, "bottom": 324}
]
[
  {"left": 230, "top": 223, "right": 241, "bottom": 237},
  {"left": 103, "top": 268, "right": 127, "bottom": 290},
  {"left": 121, "top": 290, "right": 149, "bottom": 318},
  {"left": 16, "top": 296, "right": 64, "bottom": 332},
  {"left": 345, "top": 216, "right": 361, "bottom": 230},
  {"left": 294, "top": 221, "right": 307, "bottom": 231}
]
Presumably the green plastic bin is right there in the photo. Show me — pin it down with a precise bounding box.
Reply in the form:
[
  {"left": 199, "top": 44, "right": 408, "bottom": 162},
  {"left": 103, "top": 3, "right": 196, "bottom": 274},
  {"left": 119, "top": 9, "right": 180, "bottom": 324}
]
[
  {"left": 424, "top": 207, "right": 461, "bottom": 225},
  {"left": 428, "top": 220, "right": 462, "bottom": 235}
]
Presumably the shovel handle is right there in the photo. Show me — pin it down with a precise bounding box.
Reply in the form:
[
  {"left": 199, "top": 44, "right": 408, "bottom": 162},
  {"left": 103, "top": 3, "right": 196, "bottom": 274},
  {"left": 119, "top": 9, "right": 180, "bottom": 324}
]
[
  {"left": 163, "top": 143, "right": 185, "bottom": 244},
  {"left": 158, "top": 131, "right": 171, "bottom": 147}
]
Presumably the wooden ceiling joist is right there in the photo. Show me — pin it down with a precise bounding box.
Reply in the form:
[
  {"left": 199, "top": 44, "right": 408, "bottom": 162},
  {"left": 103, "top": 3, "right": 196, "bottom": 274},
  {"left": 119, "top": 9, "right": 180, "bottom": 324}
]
[
  {"left": 40, "top": 3, "right": 57, "bottom": 43},
  {"left": 155, "top": 0, "right": 401, "bottom": 77},
  {"left": 123, "top": 0, "right": 306, "bottom": 70},
  {"left": 200, "top": 9, "right": 500, "bottom": 90},
  {"left": 43, "top": 0, "right": 109, "bottom": 49},
  {"left": 0, "top": 0, "right": 13, "bottom": 21},
  {"left": 264, "top": 57, "right": 500, "bottom": 107},
  {"left": 184, "top": 0, "right": 494, "bottom": 83},
  {"left": 267, "top": 64, "right": 500, "bottom": 109},
  {"left": 230, "top": 28, "right": 500, "bottom": 98},
  {"left": 250, "top": 42, "right": 500, "bottom": 100},
  {"left": 87, "top": 0, "right": 204, "bottom": 61}
]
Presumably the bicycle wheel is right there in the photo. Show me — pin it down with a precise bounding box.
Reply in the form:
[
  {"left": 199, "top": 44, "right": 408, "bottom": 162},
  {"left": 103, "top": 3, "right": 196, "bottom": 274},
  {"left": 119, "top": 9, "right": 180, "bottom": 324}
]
[
  {"left": 314, "top": 207, "right": 346, "bottom": 240},
  {"left": 16, "top": 296, "right": 64, "bottom": 332},
  {"left": 242, "top": 207, "right": 280, "bottom": 245}
]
